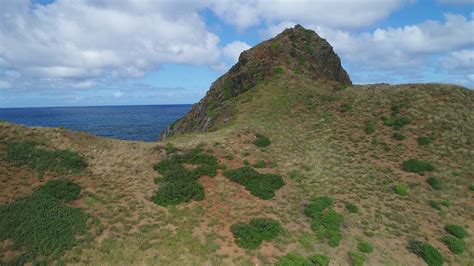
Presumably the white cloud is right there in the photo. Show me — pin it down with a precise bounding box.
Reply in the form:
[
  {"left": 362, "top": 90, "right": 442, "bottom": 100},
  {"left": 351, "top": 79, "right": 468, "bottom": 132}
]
[
  {"left": 222, "top": 41, "right": 251, "bottom": 62},
  {"left": 209, "top": 0, "right": 413, "bottom": 30},
  {"left": 437, "top": 0, "right": 474, "bottom": 5},
  {"left": 113, "top": 91, "right": 123, "bottom": 98},
  {"left": 0, "top": 0, "right": 221, "bottom": 89}
]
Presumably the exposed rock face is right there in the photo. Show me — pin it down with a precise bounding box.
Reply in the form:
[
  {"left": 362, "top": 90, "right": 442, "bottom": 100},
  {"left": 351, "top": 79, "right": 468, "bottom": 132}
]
[{"left": 160, "top": 25, "right": 351, "bottom": 140}]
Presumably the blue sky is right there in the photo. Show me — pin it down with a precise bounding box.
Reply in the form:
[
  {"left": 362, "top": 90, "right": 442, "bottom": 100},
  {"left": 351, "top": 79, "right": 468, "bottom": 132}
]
[{"left": 0, "top": 0, "right": 473, "bottom": 107}]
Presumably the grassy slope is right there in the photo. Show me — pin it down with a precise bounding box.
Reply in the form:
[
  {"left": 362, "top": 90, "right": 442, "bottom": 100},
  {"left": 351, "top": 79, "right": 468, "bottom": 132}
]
[{"left": 0, "top": 75, "right": 473, "bottom": 265}]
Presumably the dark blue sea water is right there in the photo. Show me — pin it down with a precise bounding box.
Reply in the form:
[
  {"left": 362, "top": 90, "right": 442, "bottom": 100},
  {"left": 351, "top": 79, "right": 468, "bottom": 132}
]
[{"left": 0, "top": 105, "right": 191, "bottom": 142}]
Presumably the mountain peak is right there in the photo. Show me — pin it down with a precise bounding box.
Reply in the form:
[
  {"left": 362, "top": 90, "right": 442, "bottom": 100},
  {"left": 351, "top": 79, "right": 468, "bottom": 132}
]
[{"left": 160, "top": 25, "right": 351, "bottom": 139}]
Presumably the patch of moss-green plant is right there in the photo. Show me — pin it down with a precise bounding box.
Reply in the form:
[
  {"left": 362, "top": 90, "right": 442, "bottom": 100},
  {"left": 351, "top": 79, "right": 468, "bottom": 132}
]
[
  {"left": 0, "top": 179, "right": 89, "bottom": 264},
  {"left": 231, "top": 218, "right": 281, "bottom": 249},
  {"left": 444, "top": 224, "right": 467, "bottom": 239},
  {"left": 348, "top": 251, "right": 365, "bottom": 266},
  {"left": 276, "top": 253, "right": 310, "bottom": 266},
  {"left": 469, "top": 185, "right": 474, "bottom": 191},
  {"left": 345, "top": 202, "right": 359, "bottom": 213},
  {"left": 441, "top": 235, "right": 465, "bottom": 254},
  {"left": 164, "top": 143, "right": 177, "bottom": 154},
  {"left": 223, "top": 167, "right": 284, "bottom": 199},
  {"left": 340, "top": 103, "right": 353, "bottom": 113},
  {"left": 307, "top": 254, "right": 330, "bottom": 266},
  {"left": 364, "top": 121, "right": 375, "bottom": 134},
  {"left": 274, "top": 67, "right": 285, "bottom": 74},
  {"left": 408, "top": 240, "right": 443, "bottom": 266},
  {"left": 4, "top": 141, "right": 87, "bottom": 177},
  {"left": 254, "top": 133, "right": 271, "bottom": 147},
  {"left": 428, "top": 200, "right": 442, "bottom": 210},
  {"left": 417, "top": 136, "right": 432, "bottom": 146},
  {"left": 426, "top": 176, "right": 442, "bottom": 190},
  {"left": 392, "top": 132, "right": 406, "bottom": 140},
  {"left": 304, "top": 196, "right": 343, "bottom": 247},
  {"left": 402, "top": 159, "right": 434, "bottom": 174},
  {"left": 253, "top": 160, "right": 266, "bottom": 168},
  {"left": 394, "top": 184, "right": 409, "bottom": 196},
  {"left": 357, "top": 240, "right": 374, "bottom": 253},
  {"left": 152, "top": 148, "right": 218, "bottom": 206},
  {"left": 381, "top": 116, "right": 411, "bottom": 130}
]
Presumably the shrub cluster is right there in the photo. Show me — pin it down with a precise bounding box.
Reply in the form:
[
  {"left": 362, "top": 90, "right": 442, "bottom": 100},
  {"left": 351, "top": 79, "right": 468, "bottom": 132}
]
[
  {"left": 223, "top": 166, "right": 284, "bottom": 199},
  {"left": 348, "top": 251, "right": 365, "bottom": 266},
  {"left": 4, "top": 141, "right": 87, "bottom": 176},
  {"left": 408, "top": 240, "right": 443, "bottom": 266},
  {"left": 364, "top": 121, "right": 375, "bottom": 134},
  {"left": 394, "top": 184, "right": 409, "bottom": 196},
  {"left": 345, "top": 202, "right": 359, "bottom": 213},
  {"left": 357, "top": 240, "right": 374, "bottom": 253},
  {"left": 392, "top": 132, "right": 406, "bottom": 141},
  {"left": 402, "top": 159, "right": 434, "bottom": 174},
  {"left": 231, "top": 218, "right": 281, "bottom": 249},
  {"left": 426, "top": 176, "right": 442, "bottom": 190},
  {"left": 276, "top": 253, "right": 330, "bottom": 266},
  {"left": 444, "top": 224, "right": 467, "bottom": 239},
  {"left": 304, "top": 196, "right": 343, "bottom": 247},
  {"left": 152, "top": 148, "right": 218, "bottom": 206},
  {"left": 340, "top": 103, "right": 353, "bottom": 113},
  {"left": 254, "top": 133, "right": 271, "bottom": 147},
  {"left": 441, "top": 224, "right": 467, "bottom": 254},
  {"left": 0, "top": 179, "right": 89, "bottom": 264},
  {"left": 417, "top": 136, "right": 432, "bottom": 146}
]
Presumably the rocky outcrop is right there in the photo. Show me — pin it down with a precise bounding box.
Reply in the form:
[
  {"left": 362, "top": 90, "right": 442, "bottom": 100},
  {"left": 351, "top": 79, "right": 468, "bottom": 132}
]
[{"left": 160, "top": 24, "right": 351, "bottom": 140}]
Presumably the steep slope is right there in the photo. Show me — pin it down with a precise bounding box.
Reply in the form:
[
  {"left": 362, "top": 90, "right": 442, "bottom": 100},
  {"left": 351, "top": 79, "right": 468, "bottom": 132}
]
[{"left": 160, "top": 25, "right": 350, "bottom": 139}]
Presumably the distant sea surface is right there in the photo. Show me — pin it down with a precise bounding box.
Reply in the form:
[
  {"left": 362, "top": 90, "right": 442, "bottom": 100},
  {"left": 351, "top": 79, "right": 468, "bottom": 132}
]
[{"left": 0, "top": 105, "right": 192, "bottom": 142}]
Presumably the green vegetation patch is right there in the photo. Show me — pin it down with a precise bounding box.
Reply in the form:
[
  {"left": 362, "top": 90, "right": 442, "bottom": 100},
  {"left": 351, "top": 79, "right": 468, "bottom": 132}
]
[
  {"left": 357, "top": 240, "right": 374, "bottom": 253},
  {"left": 254, "top": 133, "right": 271, "bottom": 147},
  {"left": 394, "top": 184, "right": 409, "bottom": 196},
  {"left": 231, "top": 218, "right": 281, "bottom": 249},
  {"left": 381, "top": 116, "right": 411, "bottom": 129},
  {"left": 441, "top": 235, "right": 465, "bottom": 254},
  {"left": 426, "top": 176, "right": 442, "bottom": 190},
  {"left": 417, "top": 136, "right": 432, "bottom": 146},
  {"left": 340, "top": 103, "right": 353, "bottom": 113},
  {"left": 364, "top": 121, "right": 375, "bottom": 134},
  {"left": 224, "top": 167, "right": 284, "bottom": 199},
  {"left": 0, "top": 179, "right": 89, "bottom": 264},
  {"left": 402, "top": 159, "right": 434, "bottom": 174},
  {"left": 444, "top": 224, "right": 467, "bottom": 239},
  {"left": 348, "top": 251, "right": 365, "bottom": 266},
  {"left": 408, "top": 240, "right": 443, "bottom": 266},
  {"left": 4, "top": 141, "right": 87, "bottom": 176},
  {"left": 152, "top": 148, "right": 219, "bottom": 206},
  {"left": 276, "top": 253, "right": 330, "bottom": 266},
  {"left": 392, "top": 132, "right": 406, "bottom": 141},
  {"left": 304, "top": 196, "right": 343, "bottom": 247},
  {"left": 345, "top": 202, "right": 359, "bottom": 213}
]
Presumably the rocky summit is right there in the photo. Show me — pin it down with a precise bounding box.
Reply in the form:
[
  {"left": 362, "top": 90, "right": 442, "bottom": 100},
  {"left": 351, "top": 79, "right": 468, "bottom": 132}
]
[{"left": 160, "top": 25, "right": 351, "bottom": 139}]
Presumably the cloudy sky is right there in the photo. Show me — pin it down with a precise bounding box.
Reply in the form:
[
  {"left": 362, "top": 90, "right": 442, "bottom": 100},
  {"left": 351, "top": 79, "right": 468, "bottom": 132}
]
[{"left": 0, "top": 0, "right": 473, "bottom": 107}]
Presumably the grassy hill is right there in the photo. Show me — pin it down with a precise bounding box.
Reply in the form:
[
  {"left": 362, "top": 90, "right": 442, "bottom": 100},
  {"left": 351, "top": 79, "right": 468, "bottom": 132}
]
[{"left": 1, "top": 25, "right": 473, "bottom": 265}]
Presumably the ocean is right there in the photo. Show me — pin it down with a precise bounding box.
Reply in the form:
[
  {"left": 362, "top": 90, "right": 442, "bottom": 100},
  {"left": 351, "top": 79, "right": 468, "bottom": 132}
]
[{"left": 0, "top": 105, "right": 192, "bottom": 142}]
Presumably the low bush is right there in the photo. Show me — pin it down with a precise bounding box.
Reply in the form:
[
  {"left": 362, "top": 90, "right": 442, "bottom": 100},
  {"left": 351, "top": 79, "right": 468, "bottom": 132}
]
[
  {"left": 231, "top": 218, "right": 281, "bottom": 249},
  {"left": 428, "top": 200, "right": 441, "bottom": 210},
  {"left": 417, "top": 136, "right": 432, "bottom": 146},
  {"left": 340, "top": 103, "right": 353, "bottom": 113},
  {"left": 348, "top": 251, "right": 365, "bottom": 266},
  {"left": 444, "top": 224, "right": 467, "bottom": 239},
  {"left": 469, "top": 185, "right": 474, "bottom": 191},
  {"left": 253, "top": 160, "right": 266, "bottom": 168},
  {"left": 152, "top": 148, "right": 218, "bottom": 206},
  {"left": 0, "top": 180, "right": 89, "bottom": 264},
  {"left": 4, "top": 141, "right": 87, "bottom": 176},
  {"left": 408, "top": 240, "right": 443, "bottom": 266},
  {"left": 345, "top": 202, "right": 359, "bottom": 213},
  {"left": 402, "top": 159, "right": 434, "bottom": 174},
  {"left": 357, "top": 240, "right": 374, "bottom": 253},
  {"left": 382, "top": 116, "right": 411, "bottom": 129},
  {"left": 304, "top": 196, "right": 343, "bottom": 247},
  {"left": 224, "top": 167, "right": 284, "bottom": 199},
  {"left": 276, "top": 253, "right": 310, "bottom": 266},
  {"left": 394, "top": 184, "right": 409, "bottom": 196},
  {"left": 164, "top": 143, "right": 177, "bottom": 154},
  {"left": 392, "top": 132, "right": 406, "bottom": 140},
  {"left": 365, "top": 121, "right": 375, "bottom": 134},
  {"left": 307, "top": 254, "right": 330, "bottom": 266},
  {"left": 254, "top": 133, "right": 271, "bottom": 147},
  {"left": 426, "top": 176, "right": 442, "bottom": 190},
  {"left": 441, "top": 235, "right": 465, "bottom": 254}
]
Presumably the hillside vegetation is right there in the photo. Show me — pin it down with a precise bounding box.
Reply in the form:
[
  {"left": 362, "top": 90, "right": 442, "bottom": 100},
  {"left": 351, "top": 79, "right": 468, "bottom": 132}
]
[{"left": 1, "top": 25, "right": 473, "bottom": 265}]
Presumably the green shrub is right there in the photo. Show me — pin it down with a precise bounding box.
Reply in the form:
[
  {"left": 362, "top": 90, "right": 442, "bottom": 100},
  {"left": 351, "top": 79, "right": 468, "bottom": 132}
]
[
  {"left": 348, "top": 251, "right": 365, "bottom": 266},
  {"left": 231, "top": 218, "right": 281, "bottom": 249},
  {"left": 243, "top": 159, "right": 250, "bottom": 166},
  {"left": 408, "top": 240, "right": 443, "bottom": 266},
  {"left": 340, "top": 103, "right": 353, "bottom": 113},
  {"left": 441, "top": 235, "right": 465, "bottom": 254},
  {"left": 357, "top": 240, "right": 374, "bottom": 253},
  {"left": 426, "top": 176, "right": 442, "bottom": 190},
  {"left": 253, "top": 160, "right": 266, "bottom": 168},
  {"left": 417, "top": 136, "right": 432, "bottom": 146},
  {"left": 254, "top": 133, "right": 271, "bottom": 147},
  {"left": 164, "top": 143, "right": 177, "bottom": 154},
  {"left": 428, "top": 200, "right": 441, "bottom": 210},
  {"left": 382, "top": 116, "right": 411, "bottom": 129},
  {"left": 345, "top": 202, "right": 359, "bottom": 213},
  {"left": 444, "top": 224, "right": 467, "bottom": 239},
  {"left": 276, "top": 253, "right": 310, "bottom": 266},
  {"left": 274, "top": 67, "right": 285, "bottom": 74},
  {"left": 4, "top": 141, "right": 87, "bottom": 176},
  {"left": 394, "top": 184, "right": 409, "bottom": 196},
  {"left": 469, "top": 185, "right": 474, "bottom": 191},
  {"left": 392, "top": 132, "right": 406, "bottom": 140},
  {"left": 402, "top": 159, "right": 434, "bottom": 174},
  {"left": 0, "top": 180, "right": 89, "bottom": 264},
  {"left": 304, "top": 197, "right": 343, "bottom": 247},
  {"left": 34, "top": 179, "right": 81, "bottom": 202},
  {"left": 307, "top": 254, "right": 330, "bottom": 266},
  {"left": 152, "top": 148, "right": 218, "bottom": 206},
  {"left": 224, "top": 167, "right": 284, "bottom": 199},
  {"left": 365, "top": 121, "right": 375, "bottom": 134}
]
